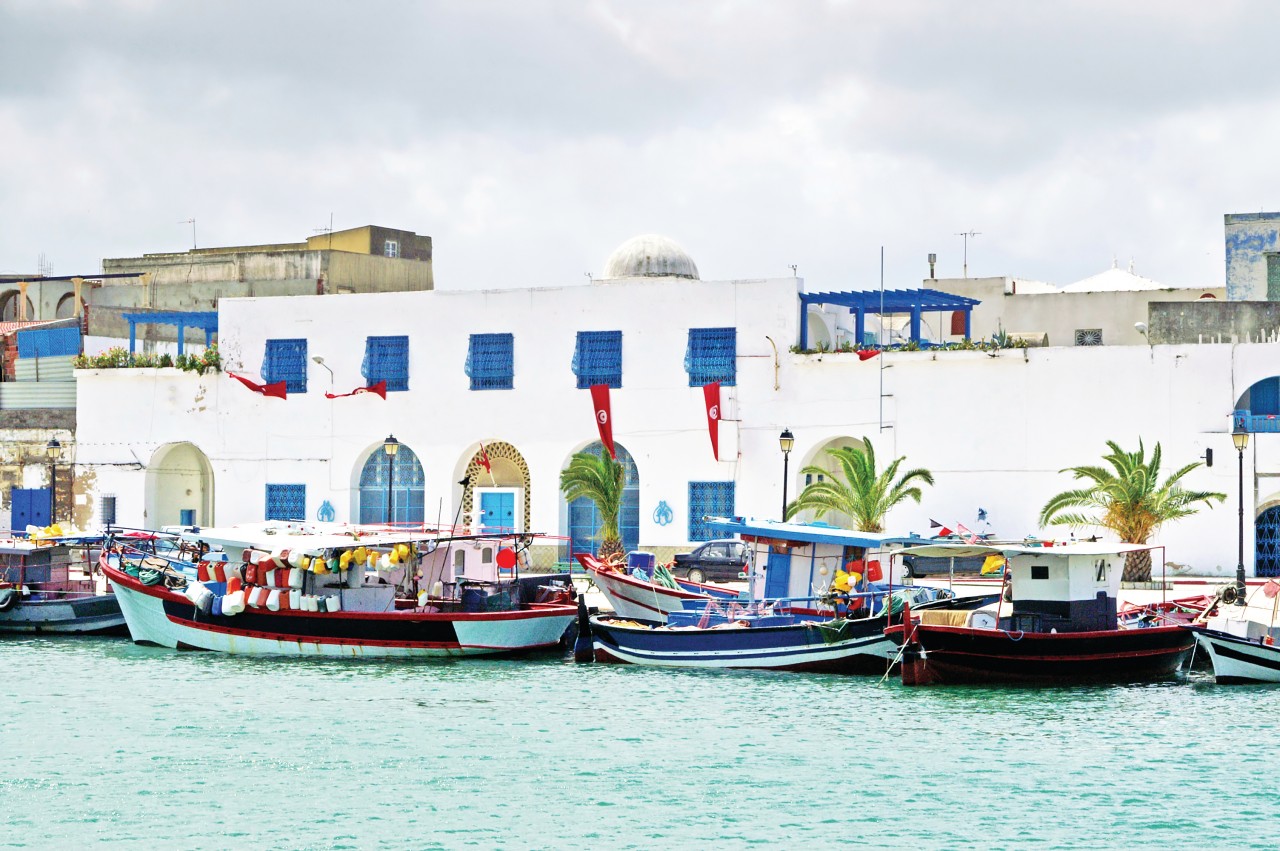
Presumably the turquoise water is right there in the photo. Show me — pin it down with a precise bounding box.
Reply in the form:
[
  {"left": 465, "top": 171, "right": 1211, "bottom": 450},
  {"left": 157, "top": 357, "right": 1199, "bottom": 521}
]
[{"left": 3, "top": 637, "right": 1279, "bottom": 850}]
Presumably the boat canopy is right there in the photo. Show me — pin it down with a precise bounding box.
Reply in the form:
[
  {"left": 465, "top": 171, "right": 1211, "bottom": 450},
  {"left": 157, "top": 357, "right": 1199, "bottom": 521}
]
[
  {"left": 899, "top": 541, "right": 1152, "bottom": 559},
  {"left": 706, "top": 517, "right": 926, "bottom": 549}
]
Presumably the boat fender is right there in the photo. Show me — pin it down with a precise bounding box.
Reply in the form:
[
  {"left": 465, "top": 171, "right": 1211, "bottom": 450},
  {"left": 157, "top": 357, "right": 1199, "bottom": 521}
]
[
  {"left": 241, "top": 549, "right": 252, "bottom": 564},
  {"left": 339, "top": 550, "right": 353, "bottom": 570},
  {"left": 0, "top": 587, "right": 18, "bottom": 613},
  {"left": 431, "top": 580, "right": 444, "bottom": 598},
  {"left": 315, "top": 596, "right": 327, "bottom": 613},
  {"left": 227, "top": 576, "right": 242, "bottom": 594},
  {"left": 197, "top": 563, "right": 211, "bottom": 582},
  {"left": 326, "top": 595, "right": 341, "bottom": 613},
  {"left": 288, "top": 589, "right": 301, "bottom": 610},
  {"left": 223, "top": 591, "right": 245, "bottom": 615},
  {"left": 244, "top": 564, "right": 258, "bottom": 586},
  {"left": 266, "top": 589, "right": 281, "bottom": 612},
  {"left": 211, "top": 596, "right": 224, "bottom": 617}
]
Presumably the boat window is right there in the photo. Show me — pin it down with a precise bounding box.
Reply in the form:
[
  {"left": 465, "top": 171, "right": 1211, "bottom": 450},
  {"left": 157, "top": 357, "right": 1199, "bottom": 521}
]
[
  {"left": 1030, "top": 564, "right": 1049, "bottom": 580},
  {"left": 1095, "top": 559, "right": 1107, "bottom": 582},
  {"left": 481, "top": 546, "right": 493, "bottom": 564},
  {"left": 454, "top": 549, "right": 466, "bottom": 575}
]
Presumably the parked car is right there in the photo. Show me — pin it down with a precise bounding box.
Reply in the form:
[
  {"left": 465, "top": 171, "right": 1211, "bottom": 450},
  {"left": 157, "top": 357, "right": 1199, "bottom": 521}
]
[{"left": 670, "top": 539, "right": 751, "bottom": 584}]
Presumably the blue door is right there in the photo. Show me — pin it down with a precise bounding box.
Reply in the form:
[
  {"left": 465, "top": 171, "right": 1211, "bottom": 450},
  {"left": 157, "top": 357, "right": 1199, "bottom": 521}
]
[
  {"left": 11, "top": 488, "right": 50, "bottom": 531},
  {"left": 764, "top": 550, "right": 791, "bottom": 600},
  {"left": 480, "top": 492, "right": 515, "bottom": 534},
  {"left": 1256, "top": 505, "right": 1280, "bottom": 577}
]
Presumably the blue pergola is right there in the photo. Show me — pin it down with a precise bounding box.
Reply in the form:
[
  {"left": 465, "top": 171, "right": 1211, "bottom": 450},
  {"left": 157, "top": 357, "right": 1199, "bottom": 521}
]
[
  {"left": 121, "top": 311, "right": 218, "bottom": 355},
  {"left": 798, "top": 289, "right": 981, "bottom": 350}
]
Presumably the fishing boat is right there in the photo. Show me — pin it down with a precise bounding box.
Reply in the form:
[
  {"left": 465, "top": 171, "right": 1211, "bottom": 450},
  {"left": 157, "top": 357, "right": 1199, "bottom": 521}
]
[
  {"left": 575, "top": 552, "right": 739, "bottom": 622},
  {"left": 886, "top": 542, "right": 1195, "bottom": 686},
  {"left": 584, "top": 517, "right": 975, "bottom": 673},
  {"left": 1187, "top": 590, "right": 1280, "bottom": 684},
  {"left": 102, "top": 525, "right": 576, "bottom": 658},
  {"left": 0, "top": 538, "right": 126, "bottom": 635}
]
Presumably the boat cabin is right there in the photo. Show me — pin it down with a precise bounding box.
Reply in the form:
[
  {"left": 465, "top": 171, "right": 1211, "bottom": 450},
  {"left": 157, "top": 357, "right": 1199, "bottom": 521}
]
[
  {"left": 704, "top": 517, "right": 914, "bottom": 601},
  {"left": 902, "top": 542, "right": 1147, "bottom": 633}
]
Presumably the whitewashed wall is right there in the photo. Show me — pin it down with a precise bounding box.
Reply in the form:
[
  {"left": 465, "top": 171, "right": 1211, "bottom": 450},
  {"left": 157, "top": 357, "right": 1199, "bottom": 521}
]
[{"left": 72, "top": 274, "right": 1280, "bottom": 574}]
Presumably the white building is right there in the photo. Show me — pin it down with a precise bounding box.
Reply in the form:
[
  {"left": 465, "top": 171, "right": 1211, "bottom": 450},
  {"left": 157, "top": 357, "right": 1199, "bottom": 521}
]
[{"left": 71, "top": 234, "right": 1277, "bottom": 574}]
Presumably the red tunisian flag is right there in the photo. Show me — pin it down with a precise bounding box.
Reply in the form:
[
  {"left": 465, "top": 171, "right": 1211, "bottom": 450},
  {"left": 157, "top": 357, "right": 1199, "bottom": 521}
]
[
  {"left": 589, "top": 384, "right": 616, "bottom": 459},
  {"left": 228, "top": 372, "right": 287, "bottom": 399},
  {"left": 325, "top": 380, "right": 387, "bottom": 400},
  {"left": 702, "top": 382, "right": 721, "bottom": 461}
]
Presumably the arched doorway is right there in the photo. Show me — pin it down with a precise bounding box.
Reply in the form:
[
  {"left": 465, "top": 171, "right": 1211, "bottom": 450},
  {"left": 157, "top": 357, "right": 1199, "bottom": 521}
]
[
  {"left": 787, "top": 436, "right": 869, "bottom": 527},
  {"left": 359, "top": 443, "right": 425, "bottom": 524},
  {"left": 1256, "top": 505, "right": 1280, "bottom": 577},
  {"left": 146, "top": 442, "right": 214, "bottom": 527},
  {"left": 0, "top": 291, "right": 36, "bottom": 322},
  {"left": 561, "top": 442, "right": 639, "bottom": 560},
  {"left": 55, "top": 293, "right": 78, "bottom": 319},
  {"left": 460, "top": 441, "right": 531, "bottom": 533}
]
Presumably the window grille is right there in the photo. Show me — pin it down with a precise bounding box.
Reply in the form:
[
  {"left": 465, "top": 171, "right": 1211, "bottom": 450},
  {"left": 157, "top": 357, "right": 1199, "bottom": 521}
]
[
  {"left": 362, "top": 335, "right": 409, "bottom": 391},
  {"left": 101, "top": 495, "right": 117, "bottom": 527},
  {"left": 465, "top": 333, "right": 514, "bottom": 390},
  {"left": 572, "top": 330, "right": 622, "bottom": 389},
  {"left": 688, "top": 481, "right": 735, "bottom": 541},
  {"left": 684, "top": 327, "right": 737, "bottom": 386},
  {"left": 1073, "top": 329, "right": 1103, "bottom": 347},
  {"left": 262, "top": 338, "right": 308, "bottom": 393},
  {"left": 265, "top": 484, "right": 306, "bottom": 521},
  {"left": 1257, "top": 506, "right": 1280, "bottom": 577}
]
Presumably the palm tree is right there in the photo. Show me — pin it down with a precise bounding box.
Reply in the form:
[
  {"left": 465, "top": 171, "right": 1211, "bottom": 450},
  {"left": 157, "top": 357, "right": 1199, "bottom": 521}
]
[
  {"left": 559, "top": 449, "right": 627, "bottom": 561},
  {"left": 785, "top": 440, "right": 934, "bottom": 533},
  {"left": 1038, "top": 439, "right": 1225, "bottom": 582}
]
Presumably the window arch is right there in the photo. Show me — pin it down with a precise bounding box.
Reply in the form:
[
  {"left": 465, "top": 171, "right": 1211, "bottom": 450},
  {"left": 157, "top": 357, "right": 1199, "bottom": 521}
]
[
  {"left": 358, "top": 443, "right": 425, "bottom": 524},
  {"left": 563, "top": 442, "right": 639, "bottom": 560}
]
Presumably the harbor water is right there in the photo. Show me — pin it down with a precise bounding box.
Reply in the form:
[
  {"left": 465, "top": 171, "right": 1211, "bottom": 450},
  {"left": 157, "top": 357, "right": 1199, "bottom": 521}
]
[{"left": 3, "top": 636, "right": 1279, "bottom": 850}]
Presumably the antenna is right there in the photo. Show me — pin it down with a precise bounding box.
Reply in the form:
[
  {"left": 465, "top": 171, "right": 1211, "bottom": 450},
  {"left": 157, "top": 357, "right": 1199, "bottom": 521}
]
[
  {"left": 788, "top": 264, "right": 798, "bottom": 277},
  {"left": 178, "top": 218, "right": 197, "bottom": 249},
  {"left": 955, "top": 230, "right": 981, "bottom": 278}
]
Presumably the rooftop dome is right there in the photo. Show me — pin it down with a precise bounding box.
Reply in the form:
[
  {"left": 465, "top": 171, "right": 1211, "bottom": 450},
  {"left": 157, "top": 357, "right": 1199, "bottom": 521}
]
[{"left": 602, "top": 234, "right": 699, "bottom": 280}]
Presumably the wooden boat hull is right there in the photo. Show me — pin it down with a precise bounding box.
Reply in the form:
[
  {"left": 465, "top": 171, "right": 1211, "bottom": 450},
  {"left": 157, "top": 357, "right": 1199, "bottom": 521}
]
[
  {"left": 582, "top": 560, "right": 736, "bottom": 621},
  {"left": 892, "top": 623, "right": 1194, "bottom": 686},
  {"left": 1192, "top": 627, "right": 1280, "bottom": 684},
  {"left": 589, "top": 614, "right": 896, "bottom": 673},
  {"left": 106, "top": 564, "right": 575, "bottom": 658},
  {"left": 0, "top": 593, "right": 127, "bottom": 635}
]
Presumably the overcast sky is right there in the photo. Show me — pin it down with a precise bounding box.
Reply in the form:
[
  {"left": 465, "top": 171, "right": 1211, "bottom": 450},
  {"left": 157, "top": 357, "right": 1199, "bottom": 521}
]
[{"left": 3, "top": 0, "right": 1278, "bottom": 291}]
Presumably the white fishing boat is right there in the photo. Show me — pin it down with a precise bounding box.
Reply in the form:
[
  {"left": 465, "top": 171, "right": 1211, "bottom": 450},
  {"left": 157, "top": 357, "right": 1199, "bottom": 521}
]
[
  {"left": 0, "top": 538, "right": 126, "bottom": 635},
  {"left": 1190, "top": 593, "right": 1280, "bottom": 684},
  {"left": 575, "top": 552, "right": 740, "bottom": 621},
  {"left": 103, "top": 525, "right": 576, "bottom": 658}
]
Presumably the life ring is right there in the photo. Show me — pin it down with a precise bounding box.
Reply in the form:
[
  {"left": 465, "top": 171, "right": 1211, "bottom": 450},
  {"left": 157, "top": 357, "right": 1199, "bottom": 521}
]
[{"left": 0, "top": 587, "right": 19, "bottom": 613}]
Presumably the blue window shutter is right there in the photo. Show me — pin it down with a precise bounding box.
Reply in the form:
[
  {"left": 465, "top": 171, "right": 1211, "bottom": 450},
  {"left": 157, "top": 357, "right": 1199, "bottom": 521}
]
[
  {"left": 1251, "top": 378, "right": 1280, "bottom": 417},
  {"left": 688, "top": 481, "right": 735, "bottom": 541},
  {"left": 362, "top": 335, "right": 409, "bottom": 391},
  {"left": 262, "top": 339, "right": 308, "bottom": 393},
  {"left": 265, "top": 484, "right": 306, "bottom": 520},
  {"left": 572, "top": 330, "right": 622, "bottom": 389},
  {"left": 684, "top": 328, "right": 736, "bottom": 387},
  {"left": 465, "top": 333, "right": 514, "bottom": 390}
]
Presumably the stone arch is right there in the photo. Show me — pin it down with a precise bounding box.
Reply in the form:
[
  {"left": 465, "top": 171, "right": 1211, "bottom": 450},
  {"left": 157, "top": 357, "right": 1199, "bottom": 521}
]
[
  {"left": 805, "top": 308, "right": 834, "bottom": 351},
  {"left": 1234, "top": 376, "right": 1280, "bottom": 423},
  {"left": 559, "top": 441, "right": 639, "bottom": 560},
  {"left": 0, "top": 290, "right": 35, "bottom": 322},
  {"left": 146, "top": 442, "right": 214, "bottom": 528},
  {"left": 55, "top": 292, "right": 78, "bottom": 319},
  {"left": 460, "top": 441, "right": 530, "bottom": 531}
]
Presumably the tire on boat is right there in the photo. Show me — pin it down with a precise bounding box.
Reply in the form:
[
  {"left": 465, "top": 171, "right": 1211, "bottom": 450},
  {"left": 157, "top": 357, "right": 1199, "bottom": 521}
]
[{"left": 0, "top": 587, "right": 19, "bottom": 613}]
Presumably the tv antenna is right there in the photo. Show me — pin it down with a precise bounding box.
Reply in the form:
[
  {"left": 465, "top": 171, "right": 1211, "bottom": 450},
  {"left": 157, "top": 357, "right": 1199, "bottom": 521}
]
[
  {"left": 179, "top": 218, "right": 197, "bottom": 249},
  {"left": 955, "top": 230, "right": 980, "bottom": 278}
]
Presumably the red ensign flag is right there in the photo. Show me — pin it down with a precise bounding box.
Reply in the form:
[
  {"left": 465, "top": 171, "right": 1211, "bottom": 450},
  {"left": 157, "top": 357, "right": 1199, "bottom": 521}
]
[
  {"left": 589, "top": 384, "right": 616, "bottom": 459},
  {"left": 702, "top": 382, "right": 721, "bottom": 460}
]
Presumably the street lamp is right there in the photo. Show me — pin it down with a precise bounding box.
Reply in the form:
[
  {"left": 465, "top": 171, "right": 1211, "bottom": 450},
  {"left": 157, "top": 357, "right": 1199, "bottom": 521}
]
[
  {"left": 779, "top": 428, "right": 794, "bottom": 521},
  {"left": 383, "top": 435, "right": 400, "bottom": 525},
  {"left": 311, "top": 355, "right": 334, "bottom": 388},
  {"left": 1233, "top": 428, "right": 1250, "bottom": 606},
  {"left": 46, "top": 437, "right": 61, "bottom": 524}
]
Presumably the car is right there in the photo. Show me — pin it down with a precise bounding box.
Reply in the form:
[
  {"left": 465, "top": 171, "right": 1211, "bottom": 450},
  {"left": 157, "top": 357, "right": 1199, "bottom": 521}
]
[{"left": 670, "top": 539, "right": 750, "bottom": 584}]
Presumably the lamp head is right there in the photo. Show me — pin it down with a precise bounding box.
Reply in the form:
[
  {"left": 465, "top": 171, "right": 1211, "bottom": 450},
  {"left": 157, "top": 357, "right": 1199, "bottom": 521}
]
[
  {"left": 1233, "top": 429, "right": 1249, "bottom": 452},
  {"left": 46, "top": 437, "right": 61, "bottom": 459},
  {"left": 1134, "top": 321, "right": 1148, "bottom": 336},
  {"left": 779, "top": 428, "right": 795, "bottom": 454},
  {"left": 311, "top": 356, "right": 325, "bottom": 364},
  {"left": 383, "top": 434, "right": 400, "bottom": 457}
]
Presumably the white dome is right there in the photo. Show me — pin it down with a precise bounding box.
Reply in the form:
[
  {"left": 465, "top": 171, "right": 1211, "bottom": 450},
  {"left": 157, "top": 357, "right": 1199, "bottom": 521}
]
[{"left": 602, "top": 234, "right": 699, "bottom": 280}]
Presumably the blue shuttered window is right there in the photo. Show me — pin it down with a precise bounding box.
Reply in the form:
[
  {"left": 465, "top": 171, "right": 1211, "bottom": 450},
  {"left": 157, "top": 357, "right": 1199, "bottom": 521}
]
[
  {"left": 17, "top": 327, "right": 80, "bottom": 358},
  {"left": 265, "top": 484, "right": 305, "bottom": 521},
  {"left": 466, "top": 333, "right": 514, "bottom": 390},
  {"left": 572, "top": 330, "right": 622, "bottom": 389},
  {"left": 688, "top": 481, "right": 735, "bottom": 542},
  {"left": 684, "top": 328, "right": 736, "bottom": 386},
  {"left": 262, "top": 339, "right": 308, "bottom": 393},
  {"left": 362, "top": 335, "right": 409, "bottom": 392}
]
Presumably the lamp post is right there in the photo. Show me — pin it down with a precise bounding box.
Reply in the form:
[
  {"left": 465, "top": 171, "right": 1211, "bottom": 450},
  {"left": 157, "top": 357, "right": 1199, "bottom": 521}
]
[
  {"left": 1233, "top": 428, "right": 1250, "bottom": 606},
  {"left": 312, "top": 355, "right": 334, "bottom": 388},
  {"left": 46, "top": 437, "right": 61, "bottom": 524},
  {"left": 779, "top": 428, "right": 794, "bottom": 521},
  {"left": 383, "top": 435, "right": 400, "bottom": 526}
]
